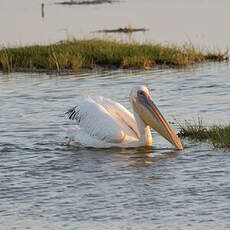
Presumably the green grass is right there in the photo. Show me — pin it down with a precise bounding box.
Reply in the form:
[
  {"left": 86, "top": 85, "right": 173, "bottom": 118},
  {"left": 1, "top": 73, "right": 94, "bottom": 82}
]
[
  {"left": 178, "top": 118, "right": 230, "bottom": 149},
  {"left": 0, "top": 38, "right": 228, "bottom": 73}
]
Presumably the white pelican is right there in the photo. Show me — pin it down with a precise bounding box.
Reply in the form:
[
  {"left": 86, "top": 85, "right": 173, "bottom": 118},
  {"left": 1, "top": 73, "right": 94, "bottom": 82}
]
[{"left": 65, "top": 85, "right": 183, "bottom": 150}]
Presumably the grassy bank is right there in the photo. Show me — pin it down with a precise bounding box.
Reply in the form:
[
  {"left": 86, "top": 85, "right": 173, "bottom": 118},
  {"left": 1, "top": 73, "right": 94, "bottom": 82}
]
[
  {"left": 179, "top": 119, "right": 230, "bottom": 149},
  {"left": 0, "top": 39, "right": 228, "bottom": 73}
]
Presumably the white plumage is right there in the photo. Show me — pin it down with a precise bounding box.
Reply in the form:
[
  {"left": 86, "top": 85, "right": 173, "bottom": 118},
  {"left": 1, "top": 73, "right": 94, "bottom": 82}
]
[
  {"left": 66, "top": 96, "right": 140, "bottom": 148},
  {"left": 65, "top": 86, "right": 184, "bottom": 150}
]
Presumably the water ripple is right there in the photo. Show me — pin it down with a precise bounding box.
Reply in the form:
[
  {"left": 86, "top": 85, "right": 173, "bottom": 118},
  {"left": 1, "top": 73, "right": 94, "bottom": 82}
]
[{"left": 0, "top": 63, "right": 230, "bottom": 229}]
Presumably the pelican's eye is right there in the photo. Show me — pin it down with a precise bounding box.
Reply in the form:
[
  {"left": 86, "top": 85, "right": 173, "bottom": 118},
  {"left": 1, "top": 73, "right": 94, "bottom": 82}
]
[{"left": 138, "top": 90, "right": 145, "bottom": 96}]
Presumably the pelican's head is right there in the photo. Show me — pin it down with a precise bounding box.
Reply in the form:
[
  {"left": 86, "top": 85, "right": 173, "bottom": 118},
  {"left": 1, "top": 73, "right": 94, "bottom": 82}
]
[{"left": 130, "top": 86, "right": 183, "bottom": 150}]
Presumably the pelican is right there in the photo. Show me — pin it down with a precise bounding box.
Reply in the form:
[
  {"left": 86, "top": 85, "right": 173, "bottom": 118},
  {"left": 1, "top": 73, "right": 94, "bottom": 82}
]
[{"left": 65, "top": 85, "right": 183, "bottom": 150}]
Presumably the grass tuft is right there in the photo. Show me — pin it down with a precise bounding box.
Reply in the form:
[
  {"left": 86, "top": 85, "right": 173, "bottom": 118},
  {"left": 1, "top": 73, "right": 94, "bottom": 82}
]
[
  {"left": 178, "top": 118, "right": 230, "bottom": 149},
  {"left": 0, "top": 38, "right": 228, "bottom": 73}
]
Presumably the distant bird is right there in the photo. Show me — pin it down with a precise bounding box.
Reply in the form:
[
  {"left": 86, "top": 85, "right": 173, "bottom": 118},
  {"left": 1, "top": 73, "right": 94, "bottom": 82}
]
[{"left": 65, "top": 85, "right": 183, "bottom": 149}]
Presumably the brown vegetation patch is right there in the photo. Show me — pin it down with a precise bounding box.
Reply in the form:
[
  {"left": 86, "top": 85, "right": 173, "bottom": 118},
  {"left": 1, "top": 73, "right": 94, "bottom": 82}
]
[
  {"left": 94, "top": 27, "right": 148, "bottom": 34},
  {"left": 56, "top": 0, "right": 114, "bottom": 5}
]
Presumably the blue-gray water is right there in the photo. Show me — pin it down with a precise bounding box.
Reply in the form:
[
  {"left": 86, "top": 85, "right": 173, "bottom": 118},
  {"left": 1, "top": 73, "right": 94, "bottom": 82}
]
[{"left": 0, "top": 63, "right": 230, "bottom": 230}]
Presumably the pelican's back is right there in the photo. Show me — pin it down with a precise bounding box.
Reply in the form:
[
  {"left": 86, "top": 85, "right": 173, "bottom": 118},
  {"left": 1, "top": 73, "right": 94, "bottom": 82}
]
[{"left": 66, "top": 96, "right": 139, "bottom": 144}]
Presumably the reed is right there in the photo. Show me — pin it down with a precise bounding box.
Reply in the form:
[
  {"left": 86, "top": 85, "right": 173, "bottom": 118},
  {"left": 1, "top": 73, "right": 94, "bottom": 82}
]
[
  {"left": 179, "top": 118, "right": 230, "bottom": 149},
  {"left": 0, "top": 38, "right": 228, "bottom": 73}
]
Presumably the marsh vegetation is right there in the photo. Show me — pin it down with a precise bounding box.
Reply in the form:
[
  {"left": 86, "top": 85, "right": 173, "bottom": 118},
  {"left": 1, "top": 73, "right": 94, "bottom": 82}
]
[
  {"left": 56, "top": 0, "right": 114, "bottom": 5},
  {"left": 0, "top": 39, "right": 228, "bottom": 73},
  {"left": 179, "top": 118, "right": 230, "bottom": 149},
  {"left": 94, "top": 26, "right": 148, "bottom": 34}
]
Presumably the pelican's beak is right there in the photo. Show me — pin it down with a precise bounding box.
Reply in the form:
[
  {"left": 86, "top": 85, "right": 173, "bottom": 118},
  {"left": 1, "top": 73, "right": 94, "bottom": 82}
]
[{"left": 133, "top": 96, "right": 184, "bottom": 150}]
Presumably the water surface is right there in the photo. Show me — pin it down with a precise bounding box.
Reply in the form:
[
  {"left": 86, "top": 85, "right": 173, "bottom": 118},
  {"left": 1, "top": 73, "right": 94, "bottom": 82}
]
[
  {"left": 1, "top": 0, "right": 230, "bottom": 49},
  {"left": 0, "top": 62, "right": 230, "bottom": 229}
]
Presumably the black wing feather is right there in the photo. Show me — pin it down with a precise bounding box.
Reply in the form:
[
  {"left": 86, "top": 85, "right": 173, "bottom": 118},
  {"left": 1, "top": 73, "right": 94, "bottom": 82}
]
[{"left": 65, "top": 106, "right": 81, "bottom": 122}]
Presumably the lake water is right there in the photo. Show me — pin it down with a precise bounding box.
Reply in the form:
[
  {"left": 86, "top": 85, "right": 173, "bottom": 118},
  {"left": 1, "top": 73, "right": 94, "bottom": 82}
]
[
  {"left": 1, "top": 0, "right": 230, "bottom": 229},
  {"left": 1, "top": 0, "right": 230, "bottom": 50},
  {"left": 0, "top": 62, "right": 230, "bottom": 230}
]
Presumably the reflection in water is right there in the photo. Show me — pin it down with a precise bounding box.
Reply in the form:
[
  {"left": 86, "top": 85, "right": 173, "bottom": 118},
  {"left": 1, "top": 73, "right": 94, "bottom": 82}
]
[{"left": 113, "top": 146, "right": 179, "bottom": 168}]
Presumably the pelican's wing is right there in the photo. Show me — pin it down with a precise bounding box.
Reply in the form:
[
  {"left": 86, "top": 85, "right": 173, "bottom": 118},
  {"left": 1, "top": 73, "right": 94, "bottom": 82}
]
[
  {"left": 93, "top": 96, "right": 140, "bottom": 138},
  {"left": 66, "top": 96, "right": 139, "bottom": 144}
]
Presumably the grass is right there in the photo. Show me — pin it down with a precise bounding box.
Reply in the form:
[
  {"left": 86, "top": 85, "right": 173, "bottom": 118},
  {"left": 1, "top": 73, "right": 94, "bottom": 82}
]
[
  {"left": 178, "top": 118, "right": 230, "bottom": 149},
  {"left": 0, "top": 38, "right": 228, "bottom": 73}
]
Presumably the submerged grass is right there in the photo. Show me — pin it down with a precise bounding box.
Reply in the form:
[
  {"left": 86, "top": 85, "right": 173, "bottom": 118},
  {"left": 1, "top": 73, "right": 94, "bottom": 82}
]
[
  {"left": 178, "top": 118, "right": 230, "bottom": 149},
  {"left": 0, "top": 38, "right": 228, "bottom": 73}
]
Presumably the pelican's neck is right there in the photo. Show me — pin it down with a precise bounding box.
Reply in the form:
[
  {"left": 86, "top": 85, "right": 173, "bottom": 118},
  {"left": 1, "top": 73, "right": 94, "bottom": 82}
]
[{"left": 133, "top": 110, "right": 152, "bottom": 146}]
